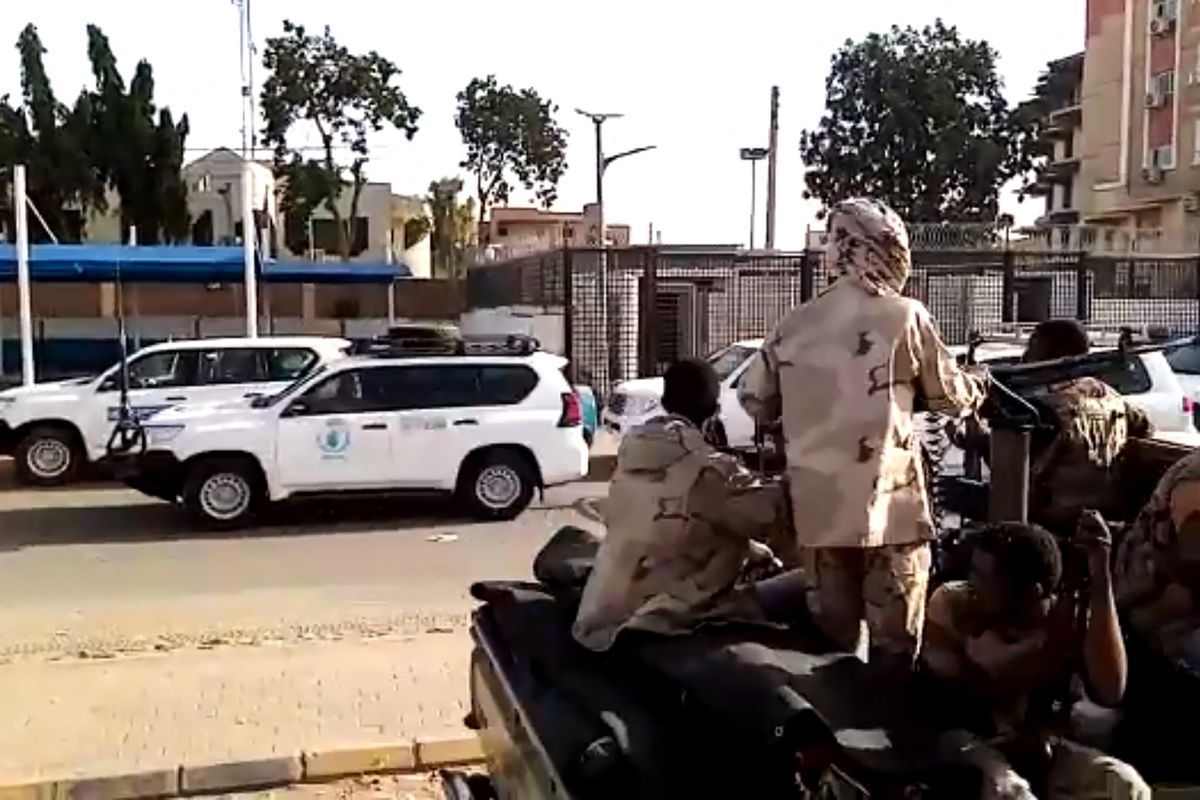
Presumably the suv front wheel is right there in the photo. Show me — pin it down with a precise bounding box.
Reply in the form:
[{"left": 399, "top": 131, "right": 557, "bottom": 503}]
[
  {"left": 14, "top": 425, "right": 83, "bottom": 486},
  {"left": 182, "top": 457, "right": 264, "bottom": 529},
  {"left": 457, "top": 449, "right": 537, "bottom": 521}
]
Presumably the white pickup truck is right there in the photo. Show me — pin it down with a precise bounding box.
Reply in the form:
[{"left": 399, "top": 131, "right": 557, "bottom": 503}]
[{"left": 0, "top": 336, "right": 350, "bottom": 485}]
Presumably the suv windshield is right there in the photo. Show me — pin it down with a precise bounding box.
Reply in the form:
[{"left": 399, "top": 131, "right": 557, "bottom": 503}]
[{"left": 707, "top": 345, "right": 756, "bottom": 382}]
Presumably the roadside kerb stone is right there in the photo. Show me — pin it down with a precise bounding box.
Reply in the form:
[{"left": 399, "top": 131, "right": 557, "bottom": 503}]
[
  {"left": 0, "top": 766, "right": 178, "bottom": 800},
  {"left": 301, "top": 743, "right": 416, "bottom": 780},
  {"left": 0, "top": 735, "right": 484, "bottom": 800},
  {"left": 179, "top": 756, "right": 303, "bottom": 794}
]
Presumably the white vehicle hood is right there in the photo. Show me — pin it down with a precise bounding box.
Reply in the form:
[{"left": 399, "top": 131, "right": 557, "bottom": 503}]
[
  {"left": 0, "top": 378, "right": 92, "bottom": 408},
  {"left": 145, "top": 404, "right": 274, "bottom": 442}
]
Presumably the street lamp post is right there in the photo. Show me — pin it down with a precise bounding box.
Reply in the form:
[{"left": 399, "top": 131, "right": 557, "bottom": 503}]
[
  {"left": 740, "top": 147, "right": 768, "bottom": 250},
  {"left": 575, "top": 109, "right": 655, "bottom": 392}
]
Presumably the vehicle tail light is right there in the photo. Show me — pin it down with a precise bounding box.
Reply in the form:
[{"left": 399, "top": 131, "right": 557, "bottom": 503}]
[
  {"left": 559, "top": 392, "right": 582, "bottom": 427},
  {"left": 1184, "top": 396, "right": 1194, "bottom": 416}
]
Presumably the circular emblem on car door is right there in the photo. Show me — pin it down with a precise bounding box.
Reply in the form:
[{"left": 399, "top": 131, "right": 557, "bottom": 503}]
[{"left": 317, "top": 421, "right": 352, "bottom": 455}]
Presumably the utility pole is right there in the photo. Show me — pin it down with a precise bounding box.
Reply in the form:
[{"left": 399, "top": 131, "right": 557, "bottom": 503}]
[
  {"left": 740, "top": 147, "right": 768, "bottom": 249},
  {"left": 14, "top": 165, "right": 33, "bottom": 387},
  {"left": 233, "top": 0, "right": 255, "bottom": 158},
  {"left": 765, "top": 86, "right": 780, "bottom": 250},
  {"left": 574, "top": 108, "right": 656, "bottom": 391}
]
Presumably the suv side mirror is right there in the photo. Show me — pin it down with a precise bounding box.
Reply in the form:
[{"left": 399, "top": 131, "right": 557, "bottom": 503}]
[{"left": 284, "top": 399, "right": 311, "bottom": 418}]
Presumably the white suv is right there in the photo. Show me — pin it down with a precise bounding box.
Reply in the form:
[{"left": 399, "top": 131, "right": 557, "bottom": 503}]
[
  {"left": 0, "top": 337, "right": 350, "bottom": 486},
  {"left": 120, "top": 340, "right": 589, "bottom": 528},
  {"left": 602, "top": 336, "right": 1198, "bottom": 450}
]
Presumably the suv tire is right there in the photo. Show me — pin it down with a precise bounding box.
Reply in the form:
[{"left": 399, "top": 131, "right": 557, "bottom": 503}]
[
  {"left": 182, "top": 457, "right": 264, "bottom": 529},
  {"left": 14, "top": 425, "right": 83, "bottom": 487},
  {"left": 458, "top": 449, "right": 536, "bottom": 521}
]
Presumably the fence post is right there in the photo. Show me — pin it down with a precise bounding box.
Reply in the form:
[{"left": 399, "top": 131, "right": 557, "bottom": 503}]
[
  {"left": 562, "top": 247, "right": 574, "bottom": 381},
  {"left": 639, "top": 246, "right": 659, "bottom": 377},
  {"left": 801, "top": 248, "right": 816, "bottom": 303},
  {"left": 1001, "top": 246, "right": 1015, "bottom": 325},
  {"left": 1075, "top": 253, "right": 1090, "bottom": 323}
]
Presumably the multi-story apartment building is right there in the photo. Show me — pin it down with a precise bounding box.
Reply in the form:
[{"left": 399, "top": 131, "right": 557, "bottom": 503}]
[
  {"left": 1030, "top": 53, "right": 1087, "bottom": 225},
  {"left": 1082, "top": 0, "right": 1200, "bottom": 248}
]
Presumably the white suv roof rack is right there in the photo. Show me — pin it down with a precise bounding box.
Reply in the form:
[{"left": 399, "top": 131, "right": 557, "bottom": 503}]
[{"left": 358, "top": 332, "right": 543, "bottom": 358}]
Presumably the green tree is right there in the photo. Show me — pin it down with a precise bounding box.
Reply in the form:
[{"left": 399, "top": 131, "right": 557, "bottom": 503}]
[
  {"left": 83, "top": 25, "right": 191, "bottom": 244},
  {"left": 800, "top": 20, "right": 1031, "bottom": 223},
  {"left": 426, "top": 177, "right": 476, "bottom": 278},
  {"left": 455, "top": 75, "right": 568, "bottom": 216},
  {"left": 260, "top": 20, "right": 421, "bottom": 261},
  {"left": 0, "top": 25, "right": 103, "bottom": 242}
]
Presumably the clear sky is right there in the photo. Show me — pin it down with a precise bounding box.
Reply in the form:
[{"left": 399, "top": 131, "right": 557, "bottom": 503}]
[{"left": 0, "top": 0, "right": 1084, "bottom": 250}]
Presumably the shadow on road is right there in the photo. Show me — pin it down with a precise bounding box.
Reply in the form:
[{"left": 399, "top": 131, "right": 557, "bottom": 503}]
[{"left": 0, "top": 495, "right": 517, "bottom": 551}]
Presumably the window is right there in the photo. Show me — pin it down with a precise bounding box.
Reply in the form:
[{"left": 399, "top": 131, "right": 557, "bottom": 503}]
[
  {"left": 266, "top": 348, "right": 319, "bottom": 381},
  {"left": 197, "top": 349, "right": 267, "bottom": 385},
  {"left": 296, "top": 370, "right": 366, "bottom": 415},
  {"left": 125, "top": 351, "right": 198, "bottom": 390},
  {"left": 371, "top": 365, "right": 481, "bottom": 410},
  {"left": 477, "top": 366, "right": 539, "bottom": 405},
  {"left": 1166, "top": 341, "right": 1200, "bottom": 375},
  {"left": 707, "top": 345, "right": 756, "bottom": 382},
  {"left": 1091, "top": 358, "right": 1153, "bottom": 395},
  {"left": 497, "top": 225, "right": 510, "bottom": 237}
]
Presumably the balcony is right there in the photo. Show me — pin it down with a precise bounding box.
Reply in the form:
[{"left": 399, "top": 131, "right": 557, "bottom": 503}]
[{"left": 1047, "top": 102, "right": 1083, "bottom": 127}]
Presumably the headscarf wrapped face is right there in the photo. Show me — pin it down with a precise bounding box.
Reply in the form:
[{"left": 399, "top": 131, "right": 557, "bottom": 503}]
[{"left": 826, "top": 198, "right": 911, "bottom": 297}]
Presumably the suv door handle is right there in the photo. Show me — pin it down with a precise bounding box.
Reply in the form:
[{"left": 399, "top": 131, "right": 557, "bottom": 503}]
[
  {"left": 453, "top": 418, "right": 479, "bottom": 426},
  {"left": 166, "top": 395, "right": 188, "bottom": 402},
  {"left": 361, "top": 422, "right": 388, "bottom": 431}
]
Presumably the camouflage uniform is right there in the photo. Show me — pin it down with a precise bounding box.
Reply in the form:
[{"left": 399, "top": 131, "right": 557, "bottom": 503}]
[
  {"left": 1031, "top": 377, "right": 1151, "bottom": 531},
  {"left": 738, "top": 198, "right": 986, "bottom": 658},
  {"left": 927, "top": 582, "right": 1151, "bottom": 800},
  {"left": 572, "top": 414, "right": 789, "bottom": 652},
  {"left": 1115, "top": 448, "right": 1200, "bottom": 665}
]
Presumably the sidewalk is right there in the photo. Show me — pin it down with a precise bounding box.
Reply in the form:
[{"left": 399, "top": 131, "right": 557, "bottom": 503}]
[{"left": 0, "top": 633, "right": 471, "bottom": 783}]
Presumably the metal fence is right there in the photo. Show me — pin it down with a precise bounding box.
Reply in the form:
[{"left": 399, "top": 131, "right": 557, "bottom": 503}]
[{"left": 466, "top": 244, "right": 1200, "bottom": 394}]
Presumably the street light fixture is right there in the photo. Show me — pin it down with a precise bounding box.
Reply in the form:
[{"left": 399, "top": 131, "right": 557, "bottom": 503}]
[
  {"left": 740, "top": 147, "right": 769, "bottom": 250},
  {"left": 575, "top": 108, "right": 656, "bottom": 392}
]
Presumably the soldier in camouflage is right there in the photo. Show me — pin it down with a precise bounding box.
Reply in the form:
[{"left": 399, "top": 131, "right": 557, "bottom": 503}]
[
  {"left": 738, "top": 197, "right": 987, "bottom": 664},
  {"left": 572, "top": 358, "right": 789, "bottom": 652},
  {"left": 1115, "top": 447, "right": 1200, "bottom": 669},
  {"left": 1021, "top": 320, "right": 1153, "bottom": 532}
]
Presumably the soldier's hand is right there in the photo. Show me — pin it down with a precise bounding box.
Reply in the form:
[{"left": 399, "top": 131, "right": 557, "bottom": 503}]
[{"left": 1076, "top": 509, "right": 1113, "bottom": 581}]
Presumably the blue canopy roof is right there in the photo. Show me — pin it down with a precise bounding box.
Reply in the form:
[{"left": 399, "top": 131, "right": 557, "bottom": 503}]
[{"left": 0, "top": 244, "right": 409, "bottom": 284}]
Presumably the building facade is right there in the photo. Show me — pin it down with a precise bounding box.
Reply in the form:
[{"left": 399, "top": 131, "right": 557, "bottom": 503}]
[
  {"left": 478, "top": 204, "right": 631, "bottom": 260},
  {"left": 1031, "top": 53, "right": 1087, "bottom": 225},
  {"left": 1082, "top": 0, "right": 1200, "bottom": 247}
]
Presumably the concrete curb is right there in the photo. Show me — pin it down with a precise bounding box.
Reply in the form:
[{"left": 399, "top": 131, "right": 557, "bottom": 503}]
[{"left": 0, "top": 733, "right": 484, "bottom": 799}]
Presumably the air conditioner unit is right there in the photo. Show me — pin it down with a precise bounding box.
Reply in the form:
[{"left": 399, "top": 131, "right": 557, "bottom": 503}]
[
  {"left": 1150, "top": 17, "right": 1168, "bottom": 35},
  {"left": 1143, "top": 165, "right": 1166, "bottom": 184},
  {"left": 1146, "top": 90, "right": 1164, "bottom": 108},
  {"left": 1185, "top": 192, "right": 1200, "bottom": 213}
]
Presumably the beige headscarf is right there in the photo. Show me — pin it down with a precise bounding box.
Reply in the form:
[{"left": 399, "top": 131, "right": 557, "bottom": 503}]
[{"left": 826, "top": 198, "right": 911, "bottom": 297}]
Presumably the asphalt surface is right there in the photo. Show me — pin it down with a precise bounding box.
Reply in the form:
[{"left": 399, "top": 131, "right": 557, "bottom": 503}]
[{"left": 0, "top": 471, "right": 605, "bottom": 661}]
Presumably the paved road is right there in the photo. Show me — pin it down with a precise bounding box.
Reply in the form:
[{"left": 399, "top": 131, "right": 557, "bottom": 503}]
[
  {"left": 0, "top": 482, "right": 605, "bottom": 660},
  {"left": 0, "top": 479, "right": 605, "bottom": 780}
]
